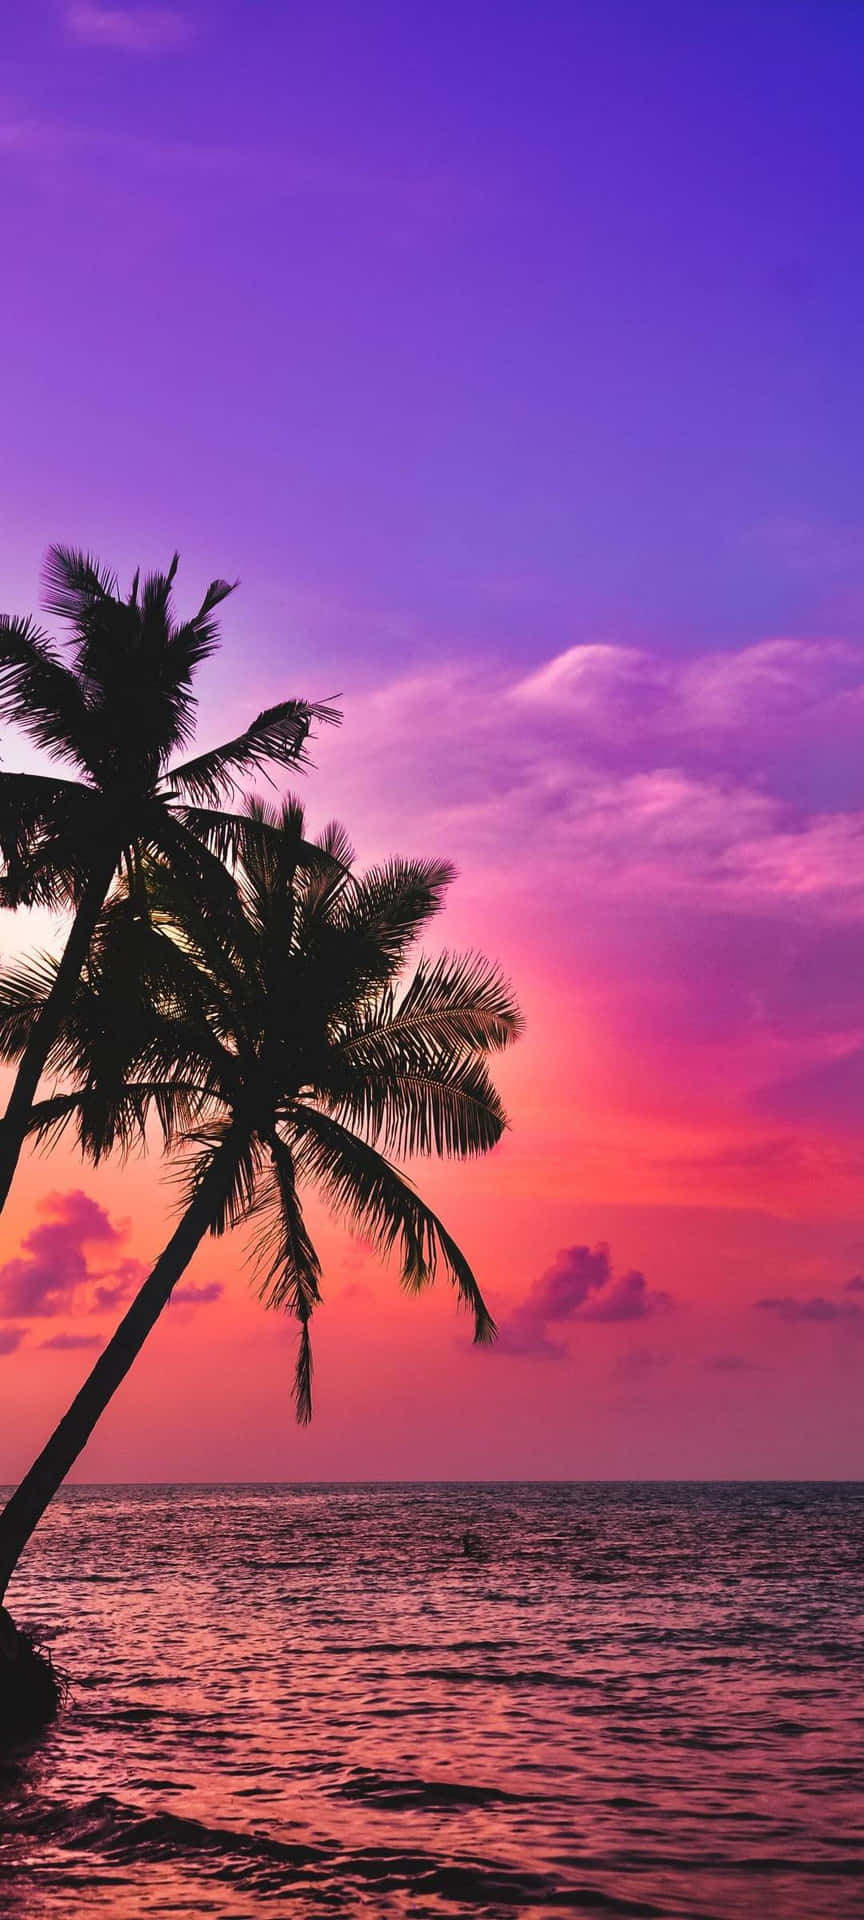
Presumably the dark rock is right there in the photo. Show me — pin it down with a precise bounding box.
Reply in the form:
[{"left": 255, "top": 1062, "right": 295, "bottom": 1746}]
[{"left": 0, "top": 1608, "right": 64, "bottom": 1741}]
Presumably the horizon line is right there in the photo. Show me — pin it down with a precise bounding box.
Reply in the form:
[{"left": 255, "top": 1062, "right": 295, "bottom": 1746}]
[{"left": 2, "top": 1476, "right": 861, "bottom": 1489}]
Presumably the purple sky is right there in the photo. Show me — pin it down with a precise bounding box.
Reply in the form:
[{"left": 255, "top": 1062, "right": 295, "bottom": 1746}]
[{"left": 3, "top": 2, "right": 864, "bottom": 687}]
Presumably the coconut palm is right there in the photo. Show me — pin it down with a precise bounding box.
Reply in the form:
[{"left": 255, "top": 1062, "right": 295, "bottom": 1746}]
[
  {"left": 0, "top": 547, "right": 336, "bottom": 1215},
  {"left": 0, "top": 802, "right": 521, "bottom": 1602}
]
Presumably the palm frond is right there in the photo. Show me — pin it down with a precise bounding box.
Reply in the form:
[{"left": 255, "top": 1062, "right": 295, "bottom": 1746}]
[
  {"left": 136, "top": 566, "right": 233, "bottom": 753},
  {"left": 22, "top": 1091, "right": 84, "bottom": 1151},
  {"left": 252, "top": 1133, "right": 322, "bottom": 1423},
  {"left": 330, "top": 1051, "right": 509, "bottom": 1159},
  {"left": 289, "top": 1104, "right": 495, "bottom": 1342},
  {"left": 176, "top": 1121, "right": 265, "bottom": 1236},
  {"left": 41, "top": 545, "right": 118, "bottom": 622},
  {"left": 175, "top": 800, "right": 334, "bottom": 895},
  {"left": 20, "top": 1079, "right": 208, "bottom": 1162},
  {"left": 338, "top": 950, "right": 523, "bottom": 1066},
  {"left": 295, "top": 1320, "right": 313, "bottom": 1429},
  {"left": 169, "top": 700, "right": 340, "bottom": 806},
  {"left": 144, "top": 806, "right": 243, "bottom": 915},
  {"left": 332, "top": 857, "right": 454, "bottom": 961},
  {"left": 164, "top": 573, "right": 236, "bottom": 683},
  {"left": 315, "top": 818, "right": 355, "bottom": 872},
  {"left": 0, "top": 614, "right": 95, "bottom": 771},
  {"left": 292, "top": 857, "right": 456, "bottom": 1025},
  {"left": 172, "top": 803, "right": 275, "bottom": 871},
  {"left": 0, "top": 769, "right": 99, "bottom": 908},
  {"left": 0, "top": 951, "right": 60, "bottom": 1059}
]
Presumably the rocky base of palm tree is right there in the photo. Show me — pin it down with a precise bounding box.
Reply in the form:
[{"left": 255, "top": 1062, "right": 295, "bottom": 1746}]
[{"left": 0, "top": 1606, "right": 64, "bottom": 1740}]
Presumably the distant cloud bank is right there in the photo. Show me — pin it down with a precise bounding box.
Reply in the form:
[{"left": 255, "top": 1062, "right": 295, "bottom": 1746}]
[{"left": 753, "top": 1276, "right": 864, "bottom": 1326}]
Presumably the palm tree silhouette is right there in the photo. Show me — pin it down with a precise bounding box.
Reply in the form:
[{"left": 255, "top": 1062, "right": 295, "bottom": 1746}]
[
  {"left": 0, "top": 548, "right": 336, "bottom": 1216},
  {"left": 0, "top": 801, "right": 521, "bottom": 1600}
]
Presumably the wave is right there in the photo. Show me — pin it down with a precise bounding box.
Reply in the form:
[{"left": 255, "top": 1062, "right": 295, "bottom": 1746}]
[{"left": 3, "top": 1791, "right": 666, "bottom": 1913}]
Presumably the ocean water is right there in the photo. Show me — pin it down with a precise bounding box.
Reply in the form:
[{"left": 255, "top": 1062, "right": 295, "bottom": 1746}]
[{"left": 0, "top": 1483, "right": 862, "bottom": 1919}]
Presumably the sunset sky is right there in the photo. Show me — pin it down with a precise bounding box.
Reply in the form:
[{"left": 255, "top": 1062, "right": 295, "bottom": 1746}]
[{"left": 1, "top": 1, "right": 863, "bottom": 1480}]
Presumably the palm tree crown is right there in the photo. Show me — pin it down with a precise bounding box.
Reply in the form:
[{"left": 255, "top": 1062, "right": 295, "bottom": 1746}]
[
  {"left": 0, "top": 547, "right": 337, "bottom": 1213},
  {"left": 5, "top": 801, "right": 522, "bottom": 1418}
]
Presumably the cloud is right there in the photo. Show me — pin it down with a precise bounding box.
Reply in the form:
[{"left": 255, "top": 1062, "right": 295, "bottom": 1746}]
[
  {"left": 615, "top": 1346, "right": 669, "bottom": 1378},
  {"left": 0, "top": 1194, "right": 214, "bottom": 1330},
  {"left": 846, "top": 1275, "right": 864, "bottom": 1293},
  {"left": 309, "top": 635, "right": 864, "bottom": 1159},
  {"left": 753, "top": 1294, "right": 864, "bottom": 1325},
  {"left": 0, "top": 1328, "right": 25, "bottom": 1356},
  {"left": 320, "top": 639, "right": 864, "bottom": 932},
  {"left": 703, "top": 1353, "right": 758, "bottom": 1372},
  {"left": 496, "top": 1243, "right": 672, "bottom": 1357},
  {"left": 171, "top": 1280, "right": 223, "bottom": 1306},
  {"left": 580, "top": 1269, "right": 672, "bottom": 1323},
  {"left": 513, "top": 637, "right": 861, "bottom": 758},
  {"left": 40, "top": 1333, "right": 104, "bottom": 1351},
  {"left": 65, "top": 4, "right": 192, "bottom": 52},
  {"left": 91, "top": 1259, "right": 146, "bottom": 1312},
  {"left": 0, "top": 1190, "right": 139, "bottom": 1321}
]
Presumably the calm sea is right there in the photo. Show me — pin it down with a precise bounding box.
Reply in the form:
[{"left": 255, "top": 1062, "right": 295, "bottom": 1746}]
[{"left": 0, "top": 1483, "right": 862, "bottom": 1918}]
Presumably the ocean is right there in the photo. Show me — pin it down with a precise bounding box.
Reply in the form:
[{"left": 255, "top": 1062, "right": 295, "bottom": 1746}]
[{"left": 0, "top": 1482, "right": 862, "bottom": 1918}]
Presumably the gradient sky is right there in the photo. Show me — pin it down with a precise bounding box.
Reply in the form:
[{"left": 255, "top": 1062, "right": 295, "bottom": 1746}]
[{"left": 1, "top": 1, "right": 864, "bottom": 1480}]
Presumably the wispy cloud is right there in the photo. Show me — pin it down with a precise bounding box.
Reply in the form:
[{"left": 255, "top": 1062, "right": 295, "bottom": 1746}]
[
  {"left": 496, "top": 1243, "right": 672, "bottom": 1358},
  {"left": 40, "top": 1332, "right": 105, "bottom": 1351},
  {"left": 313, "top": 634, "right": 864, "bottom": 1168},
  {"left": 323, "top": 638, "right": 864, "bottom": 923},
  {"left": 0, "top": 1328, "right": 25, "bottom": 1356},
  {"left": 172, "top": 1280, "right": 223, "bottom": 1306},
  {"left": 65, "top": 4, "right": 193, "bottom": 52},
  {"left": 753, "top": 1294, "right": 864, "bottom": 1326}
]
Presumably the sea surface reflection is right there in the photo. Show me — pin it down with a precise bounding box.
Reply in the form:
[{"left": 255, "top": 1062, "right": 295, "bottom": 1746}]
[{"left": 1, "top": 1482, "right": 862, "bottom": 1916}]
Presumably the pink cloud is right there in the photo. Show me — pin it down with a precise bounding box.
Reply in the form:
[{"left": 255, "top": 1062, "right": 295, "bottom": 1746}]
[
  {"left": 171, "top": 1280, "right": 223, "bottom": 1306},
  {"left": 496, "top": 1243, "right": 672, "bottom": 1357},
  {"left": 580, "top": 1268, "right": 672, "bottom": 1322},
  {"left": 91, "top": 1258, "right": 146, "bottom": 1312},
  {"left": 317, "top": 639, "right": 864, "bottom": 925},
  {"left": 513, "top": 636, "right": 862, "bottom": 760},
  {"left": 309, "top": 636, "right": 864, "bottom": 1155},
  {"left": 40, "top": 1332, "right": 105, "bottom": 1351},
  {"left": 0, "top": 1328, "right": 25, "bottom": 1356},
  {"left": 753, "top": 1294, "right": 864, "bottom": 1326},
  {"left": 0, "top": 1190, "right": 135, "bottom": 1321}
]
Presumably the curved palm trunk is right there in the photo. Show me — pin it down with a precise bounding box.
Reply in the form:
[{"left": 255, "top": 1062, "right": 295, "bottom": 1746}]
[
  {"left": 0, "top": 850, "right": 118, "bottom": 1216},
  {"left": 0, "top": 1145, "right": 233, "bottom": 1603}
]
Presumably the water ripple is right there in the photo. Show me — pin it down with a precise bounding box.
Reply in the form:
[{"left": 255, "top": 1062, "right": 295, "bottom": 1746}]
[{"left": 0, "top": 1481, "right": 862, "bottom": 1917}]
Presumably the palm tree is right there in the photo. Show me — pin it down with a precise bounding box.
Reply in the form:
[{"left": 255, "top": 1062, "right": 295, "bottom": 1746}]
[
  {"left": 0, "top": 802, "right": 521, "bottom": 1604},
  {"left": 0, "top": 547, "right": 337, "bottom": 1216}
]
